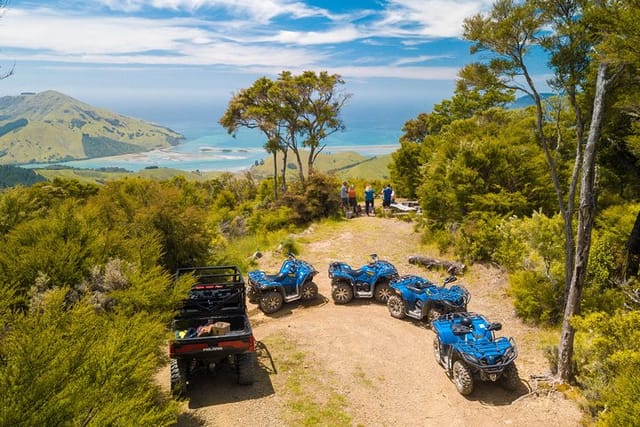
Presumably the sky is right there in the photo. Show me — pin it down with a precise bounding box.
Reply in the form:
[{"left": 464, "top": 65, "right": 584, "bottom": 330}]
[{"left": 0, "top": 0, "right": 550, "bottom": 131}]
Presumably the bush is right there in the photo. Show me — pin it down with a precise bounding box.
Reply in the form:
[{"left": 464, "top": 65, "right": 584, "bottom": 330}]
[
  {"left": 573, "top": 311, "right": 640, "bottom": 425},
  {"left": 508, "top": 270, "right": 563, "bottom": 324}
]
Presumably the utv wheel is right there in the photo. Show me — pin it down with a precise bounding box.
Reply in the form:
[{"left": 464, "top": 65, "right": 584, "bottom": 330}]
[
  {"left": 374, "top": 281, "right": 393, "bottom": 303},
  {"left": 236, "top": 352, "right": 257, "bottom": 385},
  {"left": 387, "top": 295, "right": 406, "bottom": 319},
  {"left": 170, "top": 359, "right": 188, "bottom": 397},
  {"left": 501, "top": 362, "right": 520, "bottom": 391},
  {"left": 259, "top": 291, "right": 284, "bottom": 314},
  {"left": 428, "top": 308, "right": 443, "bottom": 328},
  {"left": 452, "top": 360, "right": 474, "bottom": 395},
  {"left": 300, "top": 281, "right": 319, "bottom": 301},
  {"left": 332, "top": 282, "right": 354, "bottom": 304}
]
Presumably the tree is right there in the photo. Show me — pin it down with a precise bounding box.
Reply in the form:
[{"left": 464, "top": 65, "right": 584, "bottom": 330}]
[
  {"left": 463, "top": 0, "right": 626, "bottom": 381},
  {"left": 220, "top": 71, "right": 350, "bottom": 191},
  {"left": 390, "top": 71, "right": 514, "bottom": 198},
  {"left": 219, "top": 77, "right": 285, "bottom": 201},
  {"left": 284, "top": 71, "right": 350, "bottom": 181}
]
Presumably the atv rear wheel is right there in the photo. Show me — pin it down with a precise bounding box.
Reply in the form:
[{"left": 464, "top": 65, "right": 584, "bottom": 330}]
[
  {"left": 259, "top": 291, "right": 284, "bottom": 314},
  {"left": 387, "top": 295, "right": 406, "bottom": 319},
  {"left": 427, "top": 308, "right": 443, "bottom": 328},
  {"left": 301, "top": 281, "right": 319, "bottom": 300},
  {"left": 170, "top": 358, "right": 189, "bottom": 397},
  {"left": 332, "top": 282, "right": 353, "bottom": 304},
  {"left": 453, "top": 360, "right": 474, "bottom": 395},
  {"left": 500, "top": 362, "right": 520, "bottom": 391},
  {"left": 374, "top": 281, "right": 393, "bottom": 303},
  {"left": 236, "top": 352, "right": 257, "bottom": 385}
]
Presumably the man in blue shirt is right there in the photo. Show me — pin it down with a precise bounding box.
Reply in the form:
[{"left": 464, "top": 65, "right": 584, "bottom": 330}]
[
  {"left": 382, "top": 184, "right": 393, "bottom": 208},
  {"left": 364, "top": 185, "right": 376, "bottom": 216}
]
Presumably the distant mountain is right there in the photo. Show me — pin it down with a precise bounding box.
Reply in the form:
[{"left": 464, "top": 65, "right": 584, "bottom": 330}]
[
  {"left": 510, "top": 93, "right": 555, "bottom": 109},
  {"left": 0, "top": 90, "right": 184, "bottom": 165}
]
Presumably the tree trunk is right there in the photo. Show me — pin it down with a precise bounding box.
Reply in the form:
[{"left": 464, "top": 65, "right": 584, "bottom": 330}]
[
  {"left": 624, "top": 210, "right": 640, "bottom": 280},
  {"left": 556, "top": 61, "right": 608, "bottom": 382},
  {"left": 272, "top": 152, "right": 278, "bottom": 201},
  {"left": 281, "top": 148, "right": 288, "bottom": 193}
]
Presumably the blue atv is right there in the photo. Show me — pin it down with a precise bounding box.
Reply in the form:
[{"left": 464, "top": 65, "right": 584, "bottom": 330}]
[
  {"left": 328, "top": 254, "right": 399, "bottom": 304},
  {"left": 247, "top": 254, "right": 319, "bottom": 314},
  {"left": 386, "top": 275, "right": 469, "bottom": 326},
  {"left": 432, "top": 312, "right": 520, "bottom": 395}
]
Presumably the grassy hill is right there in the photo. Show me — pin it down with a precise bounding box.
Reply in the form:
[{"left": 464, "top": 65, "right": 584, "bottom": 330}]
[
  {"left": 0, "top": 90, "right": 184, "bottom": 165},
  {"left": 250, "top": 150, "right": 393, "bottom": 181}
]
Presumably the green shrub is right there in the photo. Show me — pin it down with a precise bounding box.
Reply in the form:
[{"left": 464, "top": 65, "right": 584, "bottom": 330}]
[
  {"left": 508, "top": 270, "right": 563, "bottom": 324},
  {"left": 573, "top": 311, "right": 640, "bottom": 425},
  {"left": 454, "top": 213, "right": 503, "bottom": 263}
]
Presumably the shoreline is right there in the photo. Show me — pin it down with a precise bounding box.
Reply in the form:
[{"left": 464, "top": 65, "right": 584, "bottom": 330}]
[{"left": 20, "top": 142, "right": 399, "bottom": 173}]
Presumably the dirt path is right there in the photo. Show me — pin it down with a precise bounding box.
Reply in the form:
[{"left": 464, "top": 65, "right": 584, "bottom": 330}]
[{"left": 166, "top": 216, "right": 583, "bottom": 427}]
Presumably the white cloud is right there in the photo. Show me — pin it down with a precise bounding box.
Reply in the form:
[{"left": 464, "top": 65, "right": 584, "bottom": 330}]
[
  {"left": 99, "top": 0, "right": 330, "bottom": 23},
  {"left": 269, "top": 26, "right": 362, "bottom": 45},
  {"left": 380, "top": 0, "right": 492, "bottom": 38},
  {"left": 392, "top": 55, "right": 453, "bottom": 66}
]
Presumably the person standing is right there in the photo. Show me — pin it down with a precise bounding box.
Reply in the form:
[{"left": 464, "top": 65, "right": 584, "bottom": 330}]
[
  {"left": 348, "top": 184, "right": 357, "bottom": 214},
  {"left": 340, "top": 181, "right": 349, "bottom": 210},
  {"left": 382, "top": 184, "right": 393, "bottom": 208},
  {"left": 364, "top": 184, "right": 376, "bottom": 216}
]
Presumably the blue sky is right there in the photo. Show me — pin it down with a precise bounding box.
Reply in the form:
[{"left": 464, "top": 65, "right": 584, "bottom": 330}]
[{"left": 0, "top": 0, "right": 549, "bottom": 131}]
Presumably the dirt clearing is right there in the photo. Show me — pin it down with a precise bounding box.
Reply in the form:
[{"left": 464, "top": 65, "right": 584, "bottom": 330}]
[{"left": 164, "top": 216, "right": 583, "bottom": 427}]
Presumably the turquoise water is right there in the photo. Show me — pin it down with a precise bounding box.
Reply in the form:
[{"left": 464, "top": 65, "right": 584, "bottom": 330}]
[{"left": 31, "top": 123, "right": 402, "bottom": 172}]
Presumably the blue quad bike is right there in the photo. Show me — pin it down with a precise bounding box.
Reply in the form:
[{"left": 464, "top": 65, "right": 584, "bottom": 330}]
[
  {"left": 432, "top": 312, "right": 520, "bottom": 395},
  {"left": 247, "top": 254, "right": 319, "bottom": 314},
  {"left": 328, "top": 254, "right": 399, "bottom": 304},
  {"left": 386, "top": 274, "right": 470, "bottom": 326}
]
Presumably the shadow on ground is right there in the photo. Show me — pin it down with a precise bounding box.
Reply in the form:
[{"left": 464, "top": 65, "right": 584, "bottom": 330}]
[{"left": 183, "top": 340, "right": 277, "bottom": 410}]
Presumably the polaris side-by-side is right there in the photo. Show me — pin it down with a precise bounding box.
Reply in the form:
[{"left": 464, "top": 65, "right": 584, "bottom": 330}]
[
  {"left": 247, "top": 253, "right": 319, "bottom": 314},
  {"left": 169, "top": 265, "right": 256, "bottom": 396},
  {"left": 386, "top": 274, "right": 469, "bottom": 325},
  {"left": 328, "top": 254, "right": 399, "bottom": 304},
  {"left": 432, "top": 312, "right": 519, "bottom": 395}
]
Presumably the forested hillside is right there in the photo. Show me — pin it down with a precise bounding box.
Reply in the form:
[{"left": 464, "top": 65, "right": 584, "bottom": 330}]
[{"left": 0, "top": 90, "right": 184, "bottom": 165}]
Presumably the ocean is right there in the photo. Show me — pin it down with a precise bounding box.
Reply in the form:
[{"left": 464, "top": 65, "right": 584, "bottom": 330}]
[{"left": 33, "top": 122, "right": 403, "bottom": 173}]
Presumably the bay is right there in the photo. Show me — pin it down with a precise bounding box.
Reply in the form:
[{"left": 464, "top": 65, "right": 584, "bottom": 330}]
[{"left": 31, "top": 123, "right": 402, "bottom": 173}]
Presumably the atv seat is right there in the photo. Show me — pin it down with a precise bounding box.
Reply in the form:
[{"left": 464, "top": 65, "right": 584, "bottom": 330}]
[
  {"left": 265, "top": 273, "right": 287, "bottom": 282},
  {"left": 345, "top": 268, "right": 363, "bottom": 276},
  {"left": 407, "top": 285, "right": 426, "bottom": 294}
]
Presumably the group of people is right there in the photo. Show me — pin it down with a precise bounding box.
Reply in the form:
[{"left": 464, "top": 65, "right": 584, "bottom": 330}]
[{"left": 340, "top": 182, "right": 395, "bottom": 217}]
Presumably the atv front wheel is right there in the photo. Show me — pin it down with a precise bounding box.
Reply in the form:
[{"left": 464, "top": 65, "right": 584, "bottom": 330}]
[
  {"left": 452, "top": 360, "right": 474, "bottom": 395},
  {"left": 387, "top": 295, "right": 406, "bottom": 319},
  {"left": 433, "top": 337, "right": 443, "bottom": 365},
  {"left": 301, "top": 281, "right": 319, "bottom": 300},
  {"left": 247, "top": 287, "right": 259, "bottom": 304},
  {"left": 259, "top": 291, "right": 284, "bottom": 314},
  {"left": 332, "top": 282, "right": 354, "bottom": 304},
  {"left": 374, "top": 281, "right": 393, "bottom": 303},
  {"left": 236, "top": 352, "right": 257, "bottom": 385},
  {"left": 500, "top": 362, "right": 520, "bottom": 391},
  {"left": 427, "top": 308, "right": 443, "bottom": 328}
]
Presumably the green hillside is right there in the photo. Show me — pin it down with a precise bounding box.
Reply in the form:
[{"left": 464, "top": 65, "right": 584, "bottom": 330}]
[
  {"left": 250, "top": 150, "right": 393, "bottom": 181},
  {"left": 0, "top": 90, "right": 184, "bottom": 165}
]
